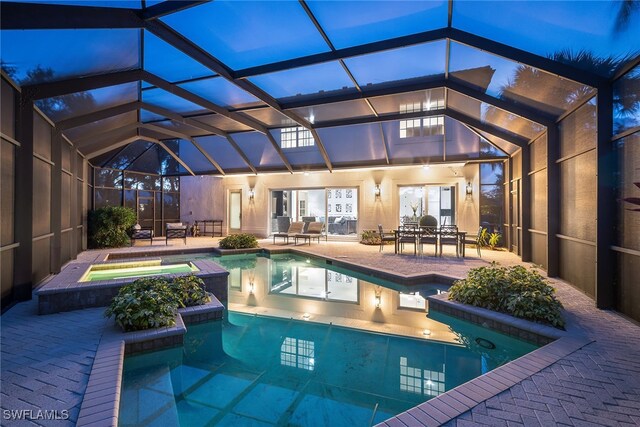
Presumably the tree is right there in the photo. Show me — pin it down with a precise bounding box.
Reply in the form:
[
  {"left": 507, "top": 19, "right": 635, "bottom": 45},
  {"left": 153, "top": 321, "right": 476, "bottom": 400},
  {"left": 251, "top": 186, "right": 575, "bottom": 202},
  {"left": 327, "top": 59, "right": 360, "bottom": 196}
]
[{"left": 1, "top": 64, "right": 97, "bottom": 121}]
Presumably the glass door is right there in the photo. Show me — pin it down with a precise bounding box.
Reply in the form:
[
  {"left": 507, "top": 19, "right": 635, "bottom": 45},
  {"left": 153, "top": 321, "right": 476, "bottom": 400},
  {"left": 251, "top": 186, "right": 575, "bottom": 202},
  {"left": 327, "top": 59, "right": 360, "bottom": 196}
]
[
  {"left": 229, "top": 190, "right": 242, "bottom": 233},
  {"left": 399, "top": 185, "right": 455, "bottom": 226}
]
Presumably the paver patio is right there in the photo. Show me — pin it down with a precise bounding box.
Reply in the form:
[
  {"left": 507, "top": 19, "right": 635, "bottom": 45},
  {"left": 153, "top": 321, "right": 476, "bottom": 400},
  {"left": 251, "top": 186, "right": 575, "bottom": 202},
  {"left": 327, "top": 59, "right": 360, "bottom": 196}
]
[{"left": 2, "top": 239, "right": 639, "bottom": 426}]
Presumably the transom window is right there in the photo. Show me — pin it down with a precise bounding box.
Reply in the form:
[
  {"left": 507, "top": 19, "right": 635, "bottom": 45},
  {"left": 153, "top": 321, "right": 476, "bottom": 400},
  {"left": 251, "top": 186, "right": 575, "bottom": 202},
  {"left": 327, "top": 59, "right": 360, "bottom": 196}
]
[{"left": 280, "top": 126, "right": 315, "bottom": 148}]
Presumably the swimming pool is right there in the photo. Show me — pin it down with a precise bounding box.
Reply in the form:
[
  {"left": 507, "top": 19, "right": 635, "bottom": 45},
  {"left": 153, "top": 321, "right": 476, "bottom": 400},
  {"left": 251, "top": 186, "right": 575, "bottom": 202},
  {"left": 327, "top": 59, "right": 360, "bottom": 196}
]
[{"left": 119, "top": 253, "right": 538, "bottom": 426}]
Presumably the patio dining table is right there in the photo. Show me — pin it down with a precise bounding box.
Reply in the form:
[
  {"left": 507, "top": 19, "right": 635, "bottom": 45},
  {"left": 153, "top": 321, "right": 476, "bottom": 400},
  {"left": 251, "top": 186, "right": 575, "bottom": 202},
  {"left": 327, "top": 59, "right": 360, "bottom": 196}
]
[{"left": 393, "top": 228, "right": 468, "bottom": 256}]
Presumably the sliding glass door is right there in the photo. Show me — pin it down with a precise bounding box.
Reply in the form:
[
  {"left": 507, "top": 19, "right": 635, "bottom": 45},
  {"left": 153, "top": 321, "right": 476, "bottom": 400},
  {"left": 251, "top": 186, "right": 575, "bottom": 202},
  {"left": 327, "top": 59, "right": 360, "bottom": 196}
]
[
  {"left": 399, "top": 185, "right": 455, "bottom": 226},
  {"left": 270, "top": 187, "right": 358, "bottom": 237}
]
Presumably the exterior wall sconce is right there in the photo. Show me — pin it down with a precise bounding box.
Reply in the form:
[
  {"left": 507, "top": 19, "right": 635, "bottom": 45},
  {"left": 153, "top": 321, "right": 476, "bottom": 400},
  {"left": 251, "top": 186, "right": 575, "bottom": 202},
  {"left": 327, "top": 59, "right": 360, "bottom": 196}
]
[
  {"left": 248, "top": 188, "right": 255, "bottom": 201},
  {"left": 374, "top": 287, "right": 382, "bottom": 308},
  {"left": 374, "top": 184, "right": 381, "bottom": 199},
  {"left": 248, "top": 281, "right": 255, "bottom": 294},
  {"left": 465, "top": 182, "right": 473, "bottom": 198}
]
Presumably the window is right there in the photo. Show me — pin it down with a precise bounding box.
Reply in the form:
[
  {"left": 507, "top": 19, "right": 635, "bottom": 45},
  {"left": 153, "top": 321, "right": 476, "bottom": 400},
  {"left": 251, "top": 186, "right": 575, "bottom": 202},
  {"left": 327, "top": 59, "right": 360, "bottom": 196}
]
[
  {"left": 399, "top": 94, "right": 445, "bottom": 138},
  {"left": 280, "top": 126, "right": 314, "bottom": 148},
  {"left": 423, "top": 116, "right": 444, "bottom": 136}
]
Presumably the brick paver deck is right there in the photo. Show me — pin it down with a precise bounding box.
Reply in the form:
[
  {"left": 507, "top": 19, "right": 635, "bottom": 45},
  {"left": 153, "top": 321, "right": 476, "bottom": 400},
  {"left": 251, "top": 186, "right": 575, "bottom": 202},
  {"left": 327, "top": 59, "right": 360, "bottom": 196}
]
[{"left": 2, "top": 238, "right": 639, "bottom": 426}]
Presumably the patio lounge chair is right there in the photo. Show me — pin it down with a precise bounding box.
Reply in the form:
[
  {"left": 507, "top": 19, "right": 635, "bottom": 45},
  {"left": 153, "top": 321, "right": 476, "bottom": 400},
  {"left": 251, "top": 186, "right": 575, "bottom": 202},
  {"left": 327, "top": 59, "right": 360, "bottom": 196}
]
[
  {"left": 130, "top": 225, "right": 153, "bottom": 246},
  {"left": 273, "top": 221, "right": 304, "bottom": 244},
  {"left": 377, "top": 224, "right": 396, "bottom": 252},
  {"left": 295, "top": 221, "right": 326, "bottom": 245},
  {"left": 166, "top": 222, "right": 188, "bottom": 245}
]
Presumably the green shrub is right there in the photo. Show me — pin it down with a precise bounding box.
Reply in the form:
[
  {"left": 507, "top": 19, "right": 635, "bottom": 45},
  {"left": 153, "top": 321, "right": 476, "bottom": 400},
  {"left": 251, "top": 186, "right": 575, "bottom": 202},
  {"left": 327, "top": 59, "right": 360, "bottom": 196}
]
[
  {"left": 171, "top": 275, "right": 211, "bottom": 307},
  {"left": 88, "top": 206, "right": 137, "bottom": 249},
  {"left": 419, "top": 215, "right": 438, "bottom": 227},
  {"left": 105, "top": 277, "right": 179, "bottom": 332},
  {"left": 448, "top": 263, "right": 565, "bottom": 328},
  {"left": 219, "top": 233, "right": 258, "bottom": 249},
  {"left": 360, "top": 230, "right": 381, "bottom": 245}
]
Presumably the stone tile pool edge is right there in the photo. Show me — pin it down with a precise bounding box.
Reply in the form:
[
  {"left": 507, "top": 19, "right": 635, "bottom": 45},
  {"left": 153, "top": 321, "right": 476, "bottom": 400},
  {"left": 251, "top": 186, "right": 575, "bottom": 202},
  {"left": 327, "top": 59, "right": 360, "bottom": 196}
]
[{"left": 371, "top": 294, "right": 592, "bottom": 427}]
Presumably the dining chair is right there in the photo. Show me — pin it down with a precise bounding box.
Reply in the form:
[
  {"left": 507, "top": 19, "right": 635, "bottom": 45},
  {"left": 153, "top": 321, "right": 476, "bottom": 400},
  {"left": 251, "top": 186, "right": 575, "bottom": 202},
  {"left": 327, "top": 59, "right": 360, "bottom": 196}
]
[
  {"left": 439, "top": 225, "right": 459, "bottom": 257},
  {"left": 418, "top": 226, "right": 438, "bottom": 256},
  {"left": 397, "top": 225, "right": 418, "bottom": 255},
  {"left": 377, "top": 224, "right": 396, "bottom": 252}
]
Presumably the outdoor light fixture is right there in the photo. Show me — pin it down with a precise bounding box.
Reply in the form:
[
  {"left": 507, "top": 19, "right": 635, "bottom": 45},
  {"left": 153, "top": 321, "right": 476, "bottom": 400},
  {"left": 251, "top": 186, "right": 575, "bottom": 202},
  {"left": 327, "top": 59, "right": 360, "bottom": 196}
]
[
  {"left": 466, "top": 182, "right": 473, "bottom": 197},
  {"left": 374, "top": 184, "right": 381, "bottom": 199},
  {"left": 249, "top": 281, "right": 255, "bottom": 294},
  {"left": 374, "top": 287, "right": 382, "bottom": 308},
  {"left": 302, "top": 312, "right": 311, "bottom": 320},
  {"left": 423, "top": 329, "right": 432, "bottom": 336},
  {"left": 248, "top": 188, "right": 255, "bottom": 201}
]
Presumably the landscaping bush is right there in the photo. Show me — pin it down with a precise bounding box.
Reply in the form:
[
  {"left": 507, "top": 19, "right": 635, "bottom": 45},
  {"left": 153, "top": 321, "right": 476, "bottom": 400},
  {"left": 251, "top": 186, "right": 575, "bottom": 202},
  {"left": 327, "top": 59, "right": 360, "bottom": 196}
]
[
  {"left": 219, "top": 233, "right": 258, "bottom": 249},
  {"left": 171, "top": 275, "right": 211, "bottom": 307},
  {"left": 448, "top": 263, "right": 565, "bottom": 328},
  {"left": 88, "top": 206, "right": 137, "bottom": 249},
  {"left": 360, "top": 230, "right": 381, "bottom": 245},
  {"left": 105, "top": 278, "right": 179, "bottom": 332}
]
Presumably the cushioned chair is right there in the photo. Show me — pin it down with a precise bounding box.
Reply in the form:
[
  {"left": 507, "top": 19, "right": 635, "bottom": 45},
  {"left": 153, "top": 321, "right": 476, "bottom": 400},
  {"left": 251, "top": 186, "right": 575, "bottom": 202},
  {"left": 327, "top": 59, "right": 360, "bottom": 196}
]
[
  {"left": 273, "top": 221, "right": 304, "bottom": 244},
  {"left": 377, "top": 224, "right": 396, "bottom": 252},
  {"left": 301, "top": 216, "right": 316, "bottom": 233},
  {"left": 130, "top": 225, "right": 154, "bottom": 246},
  {"left": 166, "top": 222, "right": 188, "bottom": 245},
  {"left": 276, "top": 216, "right": 291, "bottom": 233},
  {"left": 295, "top": 221, "right": 326, "bottom": 245}
]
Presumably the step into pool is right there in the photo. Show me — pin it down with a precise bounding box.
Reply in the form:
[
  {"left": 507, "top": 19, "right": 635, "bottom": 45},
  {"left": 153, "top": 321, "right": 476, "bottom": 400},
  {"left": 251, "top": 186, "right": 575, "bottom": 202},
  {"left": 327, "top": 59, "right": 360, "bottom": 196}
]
[{"left": 119, "top": 253, "right": 538, "bottom": 426}]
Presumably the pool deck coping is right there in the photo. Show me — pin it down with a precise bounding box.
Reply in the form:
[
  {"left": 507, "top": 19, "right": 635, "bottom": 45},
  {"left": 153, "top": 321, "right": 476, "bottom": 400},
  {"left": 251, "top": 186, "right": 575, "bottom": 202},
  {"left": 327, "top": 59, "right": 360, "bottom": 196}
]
[{"left": 380, "top": 334, "right": 593, "bottom": 427}]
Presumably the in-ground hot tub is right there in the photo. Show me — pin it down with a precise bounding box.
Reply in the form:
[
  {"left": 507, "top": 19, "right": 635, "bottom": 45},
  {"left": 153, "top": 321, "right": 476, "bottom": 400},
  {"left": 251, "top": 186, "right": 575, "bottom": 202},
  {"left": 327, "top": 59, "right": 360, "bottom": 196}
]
[
  {"left": 36, "top": 258, "right": 229, "bottom": 315},
  {"left": 79, "top": 260, "right": 199, "bottom": 282}
]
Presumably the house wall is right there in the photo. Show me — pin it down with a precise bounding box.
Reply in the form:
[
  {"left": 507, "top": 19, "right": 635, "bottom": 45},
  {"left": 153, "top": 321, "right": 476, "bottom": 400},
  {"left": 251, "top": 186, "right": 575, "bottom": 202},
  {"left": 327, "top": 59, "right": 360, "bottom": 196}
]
[{"left": 181, "top": 164, "right": 482, "bottom": 238}]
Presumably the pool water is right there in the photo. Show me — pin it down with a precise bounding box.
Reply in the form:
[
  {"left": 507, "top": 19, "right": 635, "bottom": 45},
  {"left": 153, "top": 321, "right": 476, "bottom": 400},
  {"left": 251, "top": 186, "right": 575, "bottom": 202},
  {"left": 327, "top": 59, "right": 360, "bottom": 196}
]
[
  {"left": 119, "top": 253, "right": 538, "bottom": 426},
  {"left": 81, "top": 261, "right": 198, "bottom": 282}
]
